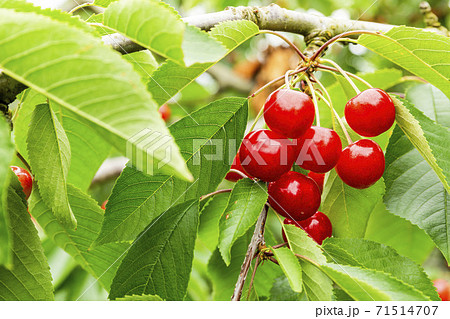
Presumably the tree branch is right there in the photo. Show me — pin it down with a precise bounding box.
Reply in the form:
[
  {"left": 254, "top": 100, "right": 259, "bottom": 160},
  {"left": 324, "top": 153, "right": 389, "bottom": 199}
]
[
  {"left": 0, "top": 4, "right": 398, "bottom": 104},
  {"left": 231, "top": 204, "right": 268, "bottom": 301}
]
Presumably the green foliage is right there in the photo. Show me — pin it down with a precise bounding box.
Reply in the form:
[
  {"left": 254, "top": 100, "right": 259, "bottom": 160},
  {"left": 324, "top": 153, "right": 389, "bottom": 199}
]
[
  {"left": 115, "top": 294, "right": 163, "bottom": 301},
  {"left": 27, "top": 104, "right": 75, "bottom": 228},
  {"left": 359, "top": 27, "right": 450, "bottom": 100},
  {"left": 392, "top": 96, "right": 450, "bottom": 192},
  {"left": 322, "top": 238, "right": 439, "bottom": 300},
  {"left": 0, "top": 116, "right": 14, "bottom": 266},
  {"left": 109, "top": 200, "right": 199, "bottom": 300},
  {"left": 30, "top": 185, "right": 130, "bottom": 291},
  {"left": 198, "top": 192, "right": 230, "bottom": 251},
  {"left": 322, "top": 264, "right": 429, "bottom": 301},
  {"left": 271, "top": 247, "right": 303, "bottom": 293},
  {"left": 0, "top": 184, "right": 53, "bottom": 300},
  {"left": 283, "top": 224, "right": 333, "bottom": 301},
  {"left": 147, "top": 20, "right": 259, "bottom": 105},
  {"left": 218, "top": 179, "right": 268, "bottom": 265},
  {"left": 95, "top": 98, "right": 247, "bottom": 245},
  {"left": 364, "top": 200, "right": 435, "bottom": 264},
  {"left": 0, "top": 8, "right": 189, "bottom": 181},
  {"left": 321, "top": 170, "right": 385, "bottom": 238}
]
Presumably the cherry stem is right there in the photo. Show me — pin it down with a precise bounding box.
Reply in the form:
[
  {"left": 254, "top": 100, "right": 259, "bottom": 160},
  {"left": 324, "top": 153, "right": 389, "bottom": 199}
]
[
  {"left": 271, "top": 242, "right": 288, "bottom": 249},
  {"left": 199, "top": 188, "right": 232, "bottom": 201},
  {"left": 335, "top": 38, "right": 359, "bottom": 45},
  {"left": 304, "top": 77, "right": 321, "bottom": 127},
  {"left": 320, "top": 59, "right": 361, "bottom": 94},
  {"left": 259, "top": 30, "right": 307, "bottom": 61},
  {"left": 311, "top": 30, "right": 382, "bottom": 61},
  {"left": 229, "top": 169, "right": 248, "bottom": 180},
  {"left": 284, "top": 70, "right": 294, "bottom": 89},
  {"left": 317, "top": 64, "right": 373, "bottom": 89},
  {"left": 248, "top": 74, "right": 285, "bottom": 99},
  {"left": 294, "top": 253, "right": 321, "bottom": 269}
]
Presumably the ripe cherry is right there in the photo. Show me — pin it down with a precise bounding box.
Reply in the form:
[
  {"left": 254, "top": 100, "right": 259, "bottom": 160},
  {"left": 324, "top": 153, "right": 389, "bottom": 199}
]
[
  {"left": 282, "top": 212, "right": 332, "bottom": 245},
  {"left": 225, "top": 154, "right": 250, "bottom": 182},
  {"left": 101, "top": 200, "right": 108, "bottom": 210},
  {"left": 158, "top": 103, "right": 171, "bottom": 122},
  {"left": 10, "top": 166, "right": 32, "bottom": 200},
  {"left": 268, "top": 171, "right": 321, "bottom": 221},
  {"left": 307, "top": 171, "right": 325, "bottom": 194},
  {"left": 296, "top": 126, "right": 342, "bottom": 173},
  {"left": 433, "top": 279, "right": 450, "bottom": 301},
  {"left": 335, "top": 139, "right": 385, "bottom": 189},
  {"left": 345, "top": 88, "right": 395, "bottom": 137},
  {"left": 263, "top": 89, "right": 315, "bottom": 138},
  {"left": 239, "top": 129, "right": 297, "bottom": 182}
]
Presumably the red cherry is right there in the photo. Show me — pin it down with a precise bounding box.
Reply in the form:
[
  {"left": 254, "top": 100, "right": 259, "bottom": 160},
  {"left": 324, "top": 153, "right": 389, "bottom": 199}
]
[
  {"left": 268, "top": 171, "right": 321, "bottom": 221},
  {"left": 263, "top": 89, "right": 315, "bottom": 138},
  {"left": 10, "top": 166, "right": 33, "bottom": 200},
  {"left": 101, "top": 200, "right": 108, "bottom": 210},
  {"left": 239, "top": 129, "right": 297, "bottom": 182},
  {"left": 296, "top": 126, "right": 342, "bottom": 173},
  {"left": 225, "top": 154, "right": 250, "bottom": 182},
  {"left": 282, "top": 212, "right": 332, "bottom": 245},
  {"left": 433, "top": 279, "right": 450, "bottom": 301},
  {"left": 335, "top": 139, "right": 385, "bottom": 189},
  {"left": 345, "top": 88, "right": 395, "bottom": 137},
  {"left": 158, "top": 103, "right": 171, "bottom": 122},
  {"left": 307, "top": 171, "right": 325, "bottom": 194}
]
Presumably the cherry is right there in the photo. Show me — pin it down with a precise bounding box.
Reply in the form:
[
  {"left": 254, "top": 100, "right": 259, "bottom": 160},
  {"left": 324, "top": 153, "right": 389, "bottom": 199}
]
[
  {"left": 225, "top": 153, "right": 250, "bottom": 182},
  {"left": 296, "top": 126, "right": 342, "bottom": 173},
  {"left": 158, "top": 103, "right": 171, "bottom": 122},
  {"left": 268, "top": 171, "right": 321, "bottom": 221},
  {"left": 282, "top": 212, "right": 332, "bottom": 245},
  {"left": 10, "top": 166, "right": 32, "bottom": 200},
  {"left": 335, "top": 139, "right": 385, "bottom": 189},
  {"left": 433, "top": 279, "right": 450, "bottom": 301},
  {"left": 263, "top": 89, "right": 315, "bottom": 138},
  {"left": 101, "top": 200, "right": 108, "bottom": 210},
  {"left": 239, "top": 129, "right": 297, "bottom": 182},
  {"left": 345, "top": 88, "right": 395, "bottom": 137},
  {"left": 307, "top": 171, "right": 325, "bottom": 194}
]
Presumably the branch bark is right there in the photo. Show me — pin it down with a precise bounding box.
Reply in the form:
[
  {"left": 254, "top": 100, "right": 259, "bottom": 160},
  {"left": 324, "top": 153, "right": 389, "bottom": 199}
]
[
  {"left": 0, "top": 4, "right": 397, "bottom": 104},
  {"left": 231, "top": 204, "right": 268, "bottom": 301}
]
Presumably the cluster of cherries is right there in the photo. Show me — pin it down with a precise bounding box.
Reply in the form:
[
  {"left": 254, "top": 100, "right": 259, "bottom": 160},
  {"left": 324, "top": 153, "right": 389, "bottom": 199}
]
[{"left": 226, "top": 87, "right": 395, "bottom": 245}]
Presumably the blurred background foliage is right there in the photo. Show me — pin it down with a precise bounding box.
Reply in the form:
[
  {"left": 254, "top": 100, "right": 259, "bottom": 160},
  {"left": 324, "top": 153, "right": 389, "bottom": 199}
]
[{"left": 35, "top": 0, "right": 450, "bottom": 300}]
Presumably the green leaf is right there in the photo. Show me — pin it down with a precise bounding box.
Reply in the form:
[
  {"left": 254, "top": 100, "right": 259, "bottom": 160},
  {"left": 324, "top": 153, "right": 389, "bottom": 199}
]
[
  {"left": 109, "top": 200, "right": 199, "bottom": 300},
  {"left": 384, "top": 125, "right": 450, "bottom": 263},
  {"left": 207, "top": 230, "right": 282, "bottom": 300},
  {"left": 103, "top": 0, "right": 184, "bottom": 62},
  {"left": 29, "top": 184, "right": 130, "bottom": 291},
  {"left": 198, "top": 191, "right": 231, "bottom": 252},
  {"left": 0, "top": 116, "right": 14, "bottom": 266},
  {"left": 359, "top": 26, "right": 450, "bottom": 99},
  {"left": 321, "top": 170, "right": 384, "bottom": 238},
  {"left": 364, "top": 199, "right": 435, "bottom": 264},
  {"left": 392, "top": 96, "right": 450, "bottom": 192},
  {"left": 269, "top": 276, "right": 307, "bottom": 301},
  {"left": 283, "top": 224, "right": 333, "bottom": 301},
  {"left": 95, "top": 97, "right": 248, "bottom": 246},
  {"left": 322, "top": 263, "right": 429, "bottom": 301},
  {"left": 272, "top": 247, "right": 303, "bottom": 293},
  {"left": 115, "top": 294, "right": 163, "bottom": 301},
  {"left": 219, "top": 179, "right": 268, "bottom": 265},
  {"left": 407, "top": 83, "right": 450, "bottom": 127},
  {"left": 27, "top": 103, "right": 75, "bottom": 228},
  {"left": 148, "top": 20, "right": 259, "bottom": 105},
  {"left": 93, "top": 0, "right": 118, "bottom": 8},
  {"left": 0, "top": 0, "right": 95, "bottom": 34},
  {"left": 0, "top": 185, "right": 53, "bottom": 300},
  {"left": 322, "top": 238, "right": 439, "bottom": 300},
  {"left": 0, "top": 9, "right": 189, "bottom": 181},
  {"left": 122, "top": 51, "right": 158, "bottom": 79}
]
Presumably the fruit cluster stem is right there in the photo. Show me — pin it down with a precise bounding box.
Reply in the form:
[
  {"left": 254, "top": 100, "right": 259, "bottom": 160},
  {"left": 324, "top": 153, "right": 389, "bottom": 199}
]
[{"left": 320, "top": 59, "right": 361, "bottom": 94}]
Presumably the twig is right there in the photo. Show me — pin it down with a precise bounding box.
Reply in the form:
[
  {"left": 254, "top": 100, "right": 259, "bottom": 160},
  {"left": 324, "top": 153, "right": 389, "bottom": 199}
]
[
  {"left": 246, "top": 256, "right": 261, "bottom": 300},
  {"left": 231, "top": 204, "right": 269, "bottom": 301},
  {"left": 271, "top": 242, "right": 288, "bottom": 249}
]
